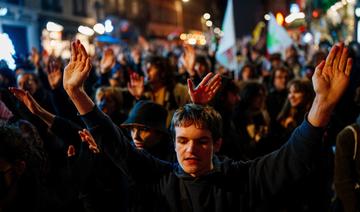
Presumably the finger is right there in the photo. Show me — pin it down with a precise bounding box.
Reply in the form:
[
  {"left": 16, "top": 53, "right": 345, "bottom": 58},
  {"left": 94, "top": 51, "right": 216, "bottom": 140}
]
[
  {"left": 70, "top": 41, "right": 77, "bottom": 63},
  {"left": 206, "top": 73, "right": 221, "bottom": 88},
  {"left": 209, "top": 78, "right": 222, "bottom": 91},
  {"left": 314, "top": 60, "right": 325, "bottom": 76},
  {"left": 83, "top": 57, "right": 91, "bottom": 74},
  {"left": 332, "top": 43, "right": 344, "bottom": 70},
  {"left": 211, "top": 82, "right": 221, "bottom": 95},
  {"left": 198, "top": 72, "right": 214, "bottom": 88},
  {"left": 345, "top": 58, "right": 353, "bottom": 76},
  {"left": 79, "top": 43, "right": 87, "bottom": 63},
  {"left": 90, "top": 146, "right": 100, "bottom": 154},
  {"left": 9, "top": 87, "right": 24, "bottom": 97},
  {"left": 26, "top": 91, "right": 36, "bottom": 103},
  {"left": 78, "top": 131, "right": 86, "bottom": 141},
  {"left": 82, "top": 129, "right": 91, "bottom": 136},
  {"left": 187, "top": 79, "right": 195, "bottom": 93},
  {"left": 339, "top": 47, "right": 348, "bottom": 72},
  {"left": 75, "top": 40, "right": 82, "bottom": 61},
  {"left": 325, "top": 45, "right": 338, "bottom": 67}
]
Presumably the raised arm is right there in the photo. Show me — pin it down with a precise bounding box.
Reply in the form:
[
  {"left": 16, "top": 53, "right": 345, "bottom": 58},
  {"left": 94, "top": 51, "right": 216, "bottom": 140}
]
[
  {"left": 246, "top": 43, "right": 352, "bottom": 205},
  {"left": 63, "top": 40, "right": 173, "bottom": 180},
  {"left": 9, "top": 87, "right": 55, "bottom": 126},
  {"left": 63, "top": 40, "right": 94, "bottom": 115},
  {"left": 308, "top": 43, "right": 352, "bottom": 127}
]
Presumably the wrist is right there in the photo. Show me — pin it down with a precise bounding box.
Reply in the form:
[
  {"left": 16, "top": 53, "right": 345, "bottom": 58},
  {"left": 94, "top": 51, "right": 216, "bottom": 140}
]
[
  {"left": 307, "top": 96, "right": 335, "bottom": 127},
  {"left": 65, "top": 86, "right": 85, "bottom": 99}
]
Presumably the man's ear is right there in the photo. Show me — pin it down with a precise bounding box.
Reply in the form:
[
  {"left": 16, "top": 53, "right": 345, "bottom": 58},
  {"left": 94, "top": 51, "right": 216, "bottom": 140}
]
[
  {"left": 14, "top": 160, "right": 26, "bottom": 176},
  {"left": 213, "top": 138, "right": 222, "bottom": 153}
]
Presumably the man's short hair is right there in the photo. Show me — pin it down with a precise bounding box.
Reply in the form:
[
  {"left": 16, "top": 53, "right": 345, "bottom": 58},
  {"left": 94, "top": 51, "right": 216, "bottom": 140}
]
[{"left": 170, "top": 104, "right": 222, "bottom": 141}]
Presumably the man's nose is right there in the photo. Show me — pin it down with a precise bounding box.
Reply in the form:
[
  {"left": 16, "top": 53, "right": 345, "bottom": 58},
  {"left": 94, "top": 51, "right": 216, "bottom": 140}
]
[
  {"left": 133, "top": 129, "right": 142, "bottom": 140},
  {"left": 185, "top": 140, "right": 197, "bottom": 153}
]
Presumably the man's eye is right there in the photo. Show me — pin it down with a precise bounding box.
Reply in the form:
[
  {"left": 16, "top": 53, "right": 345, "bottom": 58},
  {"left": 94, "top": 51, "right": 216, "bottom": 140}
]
[
  {"left": 139, "top": 127, "right": 150, "bottom": 131},
  {"left": 198, "top": 139, "right": 209, "bottom": 144},
  {"left": 177, "top": 139, "right": 187, "bottom": 144}
]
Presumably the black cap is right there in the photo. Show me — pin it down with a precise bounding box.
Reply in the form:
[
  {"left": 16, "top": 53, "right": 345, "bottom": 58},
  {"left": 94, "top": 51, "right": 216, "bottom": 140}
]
[{"left": 121, "top": 100, "right": 168, "bottom": 133}]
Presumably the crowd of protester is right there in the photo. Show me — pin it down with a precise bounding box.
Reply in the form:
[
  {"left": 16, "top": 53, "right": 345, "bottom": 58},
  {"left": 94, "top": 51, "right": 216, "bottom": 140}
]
[{"left": 0, "top": 35, "right": 359, "bottom": 212}]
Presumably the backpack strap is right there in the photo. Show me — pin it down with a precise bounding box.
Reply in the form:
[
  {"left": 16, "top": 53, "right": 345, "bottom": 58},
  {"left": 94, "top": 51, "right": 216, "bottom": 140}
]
[{"left": 344, "top": 124, "right": 358, "bottom": 160}]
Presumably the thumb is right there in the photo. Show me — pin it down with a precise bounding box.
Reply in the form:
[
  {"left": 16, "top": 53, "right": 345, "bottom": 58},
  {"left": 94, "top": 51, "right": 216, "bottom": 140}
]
[{"left": 187, "top": 78, "right": 195, "bottom": 93}]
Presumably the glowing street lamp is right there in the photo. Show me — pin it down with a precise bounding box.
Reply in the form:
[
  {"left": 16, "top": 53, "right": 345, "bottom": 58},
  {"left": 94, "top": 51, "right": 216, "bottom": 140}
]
[
  {"left": 93, "top": 23, "right": 105, "bottom": 34},
  {"left": 78, "top": 25, "right": 95, "bottom": 36},
  {"left": 46, "top": 21, "right": 64, "bottom": 32},
  {"left": 206, "top": 20, "right": 213, "bottom": 27},
  {"left": 203, "top": 13, "right": 211, "bottom": 20}
]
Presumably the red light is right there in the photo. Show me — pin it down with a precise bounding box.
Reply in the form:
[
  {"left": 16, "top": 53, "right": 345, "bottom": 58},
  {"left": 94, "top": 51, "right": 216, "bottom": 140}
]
[{"left": 312, "top": 10, "right": 319, "bottom": 18}]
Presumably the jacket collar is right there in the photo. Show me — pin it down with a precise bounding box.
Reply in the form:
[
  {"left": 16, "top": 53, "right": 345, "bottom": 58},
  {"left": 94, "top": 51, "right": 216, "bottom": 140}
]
[{"left": 174, "top": 155, "right": 222, "bottom": 180}]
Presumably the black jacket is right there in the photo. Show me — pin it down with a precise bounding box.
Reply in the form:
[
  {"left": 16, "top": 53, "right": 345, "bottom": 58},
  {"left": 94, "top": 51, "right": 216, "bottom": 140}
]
[{"left": 81, "top": 106, "right": 324, "bottom": 212}]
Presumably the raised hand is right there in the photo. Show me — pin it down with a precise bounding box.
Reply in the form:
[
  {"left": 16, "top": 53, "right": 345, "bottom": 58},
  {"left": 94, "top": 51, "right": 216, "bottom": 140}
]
[
  {"left": 127, "top": 72, "right": 144, "bottom": 100},
  {"left": 9, "top": 87, "right": 44, "bottom": 115},
  {"left": 31, "top": 47, "right": 40, "bottom": 68},
  {"left": 63, "top": 40, "right": 92, "bottom": 92},
  {"left": 100, "top": 48, "right": 115, "bottom": 74},
  {"left": 187, "top": 72, "right": 221, "bottom": 105},
  {"left": 79, "top": 129, "right": 100, "bottom": 154},
  {"left": 312, "top": 43, "right": 352, "bottom": 107},
  {"left": 9, "top": 87, "right": 55, "bottom": 126},
  {"left": 308, "top": 43, "right": 352, "bottom": 127},
  {"left": 182, "top": 44, "right": 196, "bottom": 76},
  {"left": 47, "top": 57, "right": 63, "bottom": 90}
]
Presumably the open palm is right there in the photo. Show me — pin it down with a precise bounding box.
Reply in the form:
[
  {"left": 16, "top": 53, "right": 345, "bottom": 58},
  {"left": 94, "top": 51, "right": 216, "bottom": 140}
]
[
  {"left": 127, "top": 72, "right": 144, "bottom": 99},
  {"left": 79, "top": 129, "right": 100, "bottom": 154},
  {"left": 188, "top": 72, "right": 222, "bottom": 105},
  {"left": 312, "top": 43, "right": 352, "bottom": 106},
  {"left": 9, "top": 87, "right": 43, "bottom": 115},
  {"left": 63, "top": 40, "right": 92, "bottom": 91}
]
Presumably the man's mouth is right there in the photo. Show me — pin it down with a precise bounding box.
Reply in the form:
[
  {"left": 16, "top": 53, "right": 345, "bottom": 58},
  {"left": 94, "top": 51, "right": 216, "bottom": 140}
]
[
  {"left": 184, "top": 157, "right": 200, "bottom": 163},
  {"left": 134, "top": 141, "right": 144, "bottom": 149}
]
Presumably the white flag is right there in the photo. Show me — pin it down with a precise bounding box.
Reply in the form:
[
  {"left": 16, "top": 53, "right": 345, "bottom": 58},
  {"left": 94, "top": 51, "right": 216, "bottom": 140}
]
[
  {"left": 267, "top": 13, "right": 293, "bottom": 55},
  {"left": 216, "top": 0, "right": 237, "bottom": 71}
]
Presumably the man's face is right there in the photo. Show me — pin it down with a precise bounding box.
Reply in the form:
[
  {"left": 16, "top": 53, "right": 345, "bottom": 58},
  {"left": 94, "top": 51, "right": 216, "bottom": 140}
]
[
  {"left": 175, "top": 124, "right": 220, "bottom": 177},
  {"left": 130, "top": 126, "right": 162, "bottom": 149}
]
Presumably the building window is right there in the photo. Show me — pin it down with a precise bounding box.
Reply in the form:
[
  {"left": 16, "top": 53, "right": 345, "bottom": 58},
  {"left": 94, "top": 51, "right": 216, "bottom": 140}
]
[
  {"left": 131, "top": 1, "right": 139, "bottom": 16},
  {"left": 118, "top": 0, "right": 125, "bottom": 12},
  {"left": 73, "top": 0, "right": 87, "bottom": 17},
  {"left": 42, "top": 0, "right": 62, "bottom": 13}
]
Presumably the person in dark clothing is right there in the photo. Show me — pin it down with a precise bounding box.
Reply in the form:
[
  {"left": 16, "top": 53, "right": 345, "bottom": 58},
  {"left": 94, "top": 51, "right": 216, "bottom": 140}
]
[
  {"left": 63, "top": 40, "right": 352, "bottom": 212},
  {"left": 8, "top": 86, "right": 128, "bottom": 212},
  {"left": 121, "top": 100, "right": 175, "bottom": 161},
  {"left": 335, "top": 114, "right": 360, "bottom": 212},
  {"left": 0, "top": 124, "right": 61, "bottom": 212}
]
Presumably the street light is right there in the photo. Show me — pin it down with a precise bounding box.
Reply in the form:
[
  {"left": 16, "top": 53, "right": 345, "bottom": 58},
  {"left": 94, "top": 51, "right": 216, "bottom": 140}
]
[
  {"left": 203, "top": 13, "right": 211, "bottom": 20},
  {"left": 93, "top": 23, "right": 105, "bottom": 34},
  {"left": 205, "top": 20, "right": 213, "bottom": 27},
  {"left": 0, "top": 7, "right": 8, "bottom": 16},
  {"left": 46, "top": 22, "right": 64, "bottom": 32},
  {"left": 78, "top": 26, "right": 95, "bottom": 36}
]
